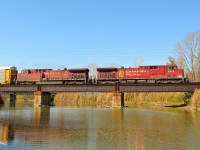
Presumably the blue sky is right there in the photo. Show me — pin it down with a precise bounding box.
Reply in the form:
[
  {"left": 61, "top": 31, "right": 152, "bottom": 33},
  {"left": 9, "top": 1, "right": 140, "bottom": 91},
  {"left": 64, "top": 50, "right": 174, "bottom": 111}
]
[{"left": 0, "top": 0, "right": 199, "bottom": 71}]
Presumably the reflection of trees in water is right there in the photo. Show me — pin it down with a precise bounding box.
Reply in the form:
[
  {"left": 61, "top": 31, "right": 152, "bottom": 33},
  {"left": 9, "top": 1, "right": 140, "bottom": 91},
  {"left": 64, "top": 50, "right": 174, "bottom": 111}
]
[
  {"left": 185, "top": 111, "right": 200, "bottom": 150},
  {"left": 95, "top": 109, "right": 126, "bottom": 149},
  {"left": 126, "top": 129, "right": 144, "bottom": 150}
]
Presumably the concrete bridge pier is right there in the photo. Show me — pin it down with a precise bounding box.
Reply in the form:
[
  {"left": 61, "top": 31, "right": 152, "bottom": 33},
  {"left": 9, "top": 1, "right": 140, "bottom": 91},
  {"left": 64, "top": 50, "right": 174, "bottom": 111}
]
[
  {"left": 10, "top": 93, "right": 16, "bottom": 103},
  {"left": 34, "top": 91, "right": 51, "bottom": 106},
  {"left": 112, "top": 92, "right": 124, "bottom": 108}
]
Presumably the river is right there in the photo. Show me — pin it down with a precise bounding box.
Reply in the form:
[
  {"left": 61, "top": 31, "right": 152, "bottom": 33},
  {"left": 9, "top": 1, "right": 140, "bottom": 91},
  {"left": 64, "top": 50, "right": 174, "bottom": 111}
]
[{"left": 0, "top": 101, "right": 200, "bottom": 150}]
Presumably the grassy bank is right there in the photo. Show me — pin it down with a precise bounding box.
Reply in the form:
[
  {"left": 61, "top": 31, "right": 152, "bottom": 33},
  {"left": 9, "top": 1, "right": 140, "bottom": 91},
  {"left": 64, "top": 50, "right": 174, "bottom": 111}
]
[
  {"left": 188, "top": 89, "right": 200, "bottom": 110},
  {"left": 125, "top": 92, "right": 185, "bottom": 106},
  {"left": 16, "top": 95, "right": 34, "bottom": 101},
  {"left": 0, "top": 94, "right": 34, "bottom": 101},
  {"left": 2, "top": 91, "right": 196, "bottom": 109},
  {"left": 54, "top": 92, "right": 186, "bottom": 107},
  {"left": 54, "top": 93, "right": 113, "bottom": 107}
]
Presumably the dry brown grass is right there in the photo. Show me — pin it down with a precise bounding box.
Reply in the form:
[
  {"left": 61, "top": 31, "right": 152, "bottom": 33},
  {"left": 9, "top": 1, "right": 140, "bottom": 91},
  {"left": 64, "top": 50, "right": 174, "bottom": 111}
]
[
  {"left": 0, "top": 92, "right": 188, "bottom": 107},
  {"left": 188, "top": 89, "right": 200, "bottom": 110},
  {"left": 16, "top": 95, "right": 34, "bottom": 101},
  {"left": 53, "top": 92, "right": 185, "bottom": 107},
  {"left": 54, "top": 92, "right": 113, "bottom": 107},
  {"left": 54, "top": 92, "right": 98, "bottom": 106},
  {"left": 125, "top": 92, "right": 185, "bottom": 106},
  {"left": 0, "top": 94, "right": 34, "bottom": 101}
]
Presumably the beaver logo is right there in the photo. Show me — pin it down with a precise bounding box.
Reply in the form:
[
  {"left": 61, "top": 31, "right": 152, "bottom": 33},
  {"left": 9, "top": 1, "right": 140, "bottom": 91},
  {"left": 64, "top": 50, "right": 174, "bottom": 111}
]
[{"left": 118, "top": 69, "right": 124, "bottom": 78}]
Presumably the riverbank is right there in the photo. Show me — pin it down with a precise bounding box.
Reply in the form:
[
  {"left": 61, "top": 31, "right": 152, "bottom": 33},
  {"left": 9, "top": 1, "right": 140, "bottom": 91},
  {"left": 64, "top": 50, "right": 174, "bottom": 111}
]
[
  {"left": 54, "top": 92, "right": 186, "bottom": 107},
  {"left": 2, "top": 91, "right": 200, "bottom": 110},
  {"left": 187, "top": 89, "right": 200, "bottom": 111}
]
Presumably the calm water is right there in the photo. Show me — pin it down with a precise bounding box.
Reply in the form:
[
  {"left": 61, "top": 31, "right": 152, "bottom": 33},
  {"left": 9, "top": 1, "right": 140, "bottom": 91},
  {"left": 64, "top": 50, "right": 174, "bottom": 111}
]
[{"left": 0, "top": 101, "right": 200, "bottom": 150}]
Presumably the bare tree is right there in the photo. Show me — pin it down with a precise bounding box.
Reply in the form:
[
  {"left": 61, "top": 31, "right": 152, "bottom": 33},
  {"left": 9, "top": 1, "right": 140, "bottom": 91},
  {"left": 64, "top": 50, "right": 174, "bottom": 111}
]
[
  {"left": 86, "top": 62, "right": 99, "bottom": 78},
  {"left": 167, "top": 56, "right": 176, "bottom": 65},
  {"left": 175, "top": 31, "right": 200, "bottom": 81},
  {"left": 133, "top": 57, "right": 144, "bottom": 67}
]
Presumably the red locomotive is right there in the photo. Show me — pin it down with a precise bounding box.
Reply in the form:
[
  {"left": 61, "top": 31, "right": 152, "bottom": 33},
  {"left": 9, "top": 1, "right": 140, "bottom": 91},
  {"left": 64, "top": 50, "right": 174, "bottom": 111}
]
[
  {"left": 17, "top": 68, "right": 89, "bottom": 84},
  {"left": 15, "top": 64, "right": 186, "bottom": 84},
  {"left": 96, "top": 65, "right": 186, "bottom": 84}
]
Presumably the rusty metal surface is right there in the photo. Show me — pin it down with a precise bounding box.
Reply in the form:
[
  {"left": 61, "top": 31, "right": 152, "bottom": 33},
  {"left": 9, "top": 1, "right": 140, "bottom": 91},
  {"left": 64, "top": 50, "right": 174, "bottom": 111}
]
[
  {"left": 41, "top": 84, "right": 116, "bottom": 92},
  {"left": 119, "top": 83, "right": 200, "bottom": 92},
  {"left": 0, "top": 85, "right": 38, "bottom": 92},
  {"left": 0, "top": 83, "right": 200, "bottom": 93}
]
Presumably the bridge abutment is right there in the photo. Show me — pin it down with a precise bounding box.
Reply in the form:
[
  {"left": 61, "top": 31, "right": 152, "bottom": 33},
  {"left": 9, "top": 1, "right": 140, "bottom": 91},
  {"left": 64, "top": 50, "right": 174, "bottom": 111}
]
[
  {"left": 112, "top": 92, "right": 124, "bottom": 108},
  {"left": 34, "top": 91, "right": 51, "bottom": 106}
]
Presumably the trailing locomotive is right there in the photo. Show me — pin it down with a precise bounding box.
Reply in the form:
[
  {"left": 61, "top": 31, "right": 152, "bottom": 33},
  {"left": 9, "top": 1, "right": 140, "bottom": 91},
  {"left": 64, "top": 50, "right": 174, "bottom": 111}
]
[
  {"left": 0, "top": 64, "right": 187, "bottom": 84},
  {"left": 17, "top": 68, "right": 89, "bottom": 84}
]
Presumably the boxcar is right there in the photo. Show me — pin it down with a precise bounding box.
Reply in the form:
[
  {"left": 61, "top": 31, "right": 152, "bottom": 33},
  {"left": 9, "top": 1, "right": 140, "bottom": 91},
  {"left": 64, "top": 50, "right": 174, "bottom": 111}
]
[
  {"left": 96, "top": 67, "right": 118, "bottom": 84},
  {"left": 0, "top": 66, "right": 17, "bottom": 84}
]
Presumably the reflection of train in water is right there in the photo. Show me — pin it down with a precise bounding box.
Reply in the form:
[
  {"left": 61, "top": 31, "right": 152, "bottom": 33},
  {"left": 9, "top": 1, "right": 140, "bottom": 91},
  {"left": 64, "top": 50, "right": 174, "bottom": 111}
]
[
  {"left": 0, "top": 65, "right": 187, "bottom": 85},
  {"left": 0, "top": 123, "right": 14, "bottom": 145}
]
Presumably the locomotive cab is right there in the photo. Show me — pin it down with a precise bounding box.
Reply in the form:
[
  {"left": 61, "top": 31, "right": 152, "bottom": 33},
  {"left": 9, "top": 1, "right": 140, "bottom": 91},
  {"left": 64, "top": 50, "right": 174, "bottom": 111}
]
[
  {"left": 165, "top": 65, "right": 185, "bottom": 83},
  {"left": 16, "top": 69, "right": 50, "bottom": 84},
  {"left": 96, "top": 68, "right": 118, "bottom": 84}
]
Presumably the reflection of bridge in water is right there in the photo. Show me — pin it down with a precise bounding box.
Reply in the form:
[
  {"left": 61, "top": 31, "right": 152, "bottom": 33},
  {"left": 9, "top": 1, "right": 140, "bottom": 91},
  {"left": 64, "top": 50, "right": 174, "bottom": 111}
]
[
  {"left": 1, "top": 105, "right": 198, "bottom": 149},
  {"left": 0, "top": 83, "right": 200, "bottom": 107},
  {"left": 0, "top": 107, "right": 83, "bottom": 146},
  {"left": 0, "top": 106, "right": 146, "bottom": 149}
]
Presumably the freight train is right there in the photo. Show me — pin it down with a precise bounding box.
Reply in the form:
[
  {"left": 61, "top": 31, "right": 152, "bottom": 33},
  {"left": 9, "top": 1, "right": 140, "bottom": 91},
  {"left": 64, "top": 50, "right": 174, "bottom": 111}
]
[{"left": 0, "top": 65, "right": 187, "bottom": 85}]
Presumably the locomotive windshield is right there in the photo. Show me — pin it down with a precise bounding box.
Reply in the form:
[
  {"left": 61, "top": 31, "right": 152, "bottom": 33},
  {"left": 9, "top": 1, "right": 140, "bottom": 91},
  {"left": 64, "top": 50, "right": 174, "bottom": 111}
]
[{"left": 168, "top": 66, "right": 177, "bottom": 70}]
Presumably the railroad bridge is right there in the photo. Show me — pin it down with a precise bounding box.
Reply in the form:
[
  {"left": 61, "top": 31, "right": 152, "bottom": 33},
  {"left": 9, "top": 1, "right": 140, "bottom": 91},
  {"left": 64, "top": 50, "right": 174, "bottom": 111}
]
[{"left": 0, "top": 83, "right": 200, "bottom": 107}]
